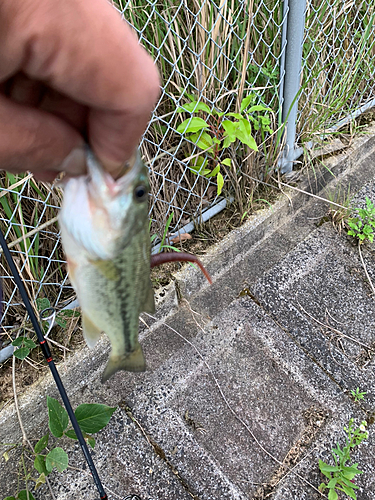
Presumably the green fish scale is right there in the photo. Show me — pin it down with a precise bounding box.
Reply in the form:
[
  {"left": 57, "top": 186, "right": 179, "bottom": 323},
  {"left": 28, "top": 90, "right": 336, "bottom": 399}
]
[{"left": 79, "top": 221, "right": 152, "bottom": 357}]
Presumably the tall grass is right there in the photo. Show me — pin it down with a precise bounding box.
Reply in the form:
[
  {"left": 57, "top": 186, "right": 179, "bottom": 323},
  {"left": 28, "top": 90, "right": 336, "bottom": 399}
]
[
  {"left": 0, "top": 175, "right": 69, "bottom": 330},
  {"left": 299, "top": 0, "right": 375, "bottom": 141}
]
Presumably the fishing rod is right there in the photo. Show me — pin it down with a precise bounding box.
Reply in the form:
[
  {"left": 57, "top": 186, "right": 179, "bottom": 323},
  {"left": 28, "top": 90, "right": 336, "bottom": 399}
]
[{"left": 0, "top": 227, "right": 142, "bottom": 500}]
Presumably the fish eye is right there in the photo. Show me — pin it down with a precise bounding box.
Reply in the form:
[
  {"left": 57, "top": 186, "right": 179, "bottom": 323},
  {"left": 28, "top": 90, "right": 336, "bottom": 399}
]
[{"left": 133, "top": 184, "right": 148, "bottom": 202}]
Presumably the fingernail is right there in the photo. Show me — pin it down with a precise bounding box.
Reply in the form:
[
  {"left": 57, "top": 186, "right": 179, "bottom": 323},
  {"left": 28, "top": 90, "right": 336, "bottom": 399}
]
[{"left": 60, "top": 147, "right": 86, "bottom": 176}]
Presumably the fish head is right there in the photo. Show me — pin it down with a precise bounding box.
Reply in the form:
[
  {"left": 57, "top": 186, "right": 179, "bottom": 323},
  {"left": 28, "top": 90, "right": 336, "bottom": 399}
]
[{"left": 59, "top": 147, "right": 150, "bottom": 260}]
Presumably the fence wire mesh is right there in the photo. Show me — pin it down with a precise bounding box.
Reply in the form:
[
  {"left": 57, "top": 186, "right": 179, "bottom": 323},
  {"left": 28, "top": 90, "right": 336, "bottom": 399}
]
[
  {"left": 1, "top": 0, "right": 375, "bottom": 336},
  {"left": 299, "top": 0, "right": 375, "bottom": 140}
]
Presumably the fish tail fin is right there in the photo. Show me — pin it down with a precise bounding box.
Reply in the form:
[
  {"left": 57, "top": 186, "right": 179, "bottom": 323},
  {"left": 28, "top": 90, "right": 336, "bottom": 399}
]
[{"left": 101, "top": 343, "right": 146, "bottom": 383}]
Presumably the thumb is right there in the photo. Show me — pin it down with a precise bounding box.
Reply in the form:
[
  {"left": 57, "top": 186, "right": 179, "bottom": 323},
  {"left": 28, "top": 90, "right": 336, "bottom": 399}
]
[{"left": 0, "top": 95, "right": 85, "bottom": 181}]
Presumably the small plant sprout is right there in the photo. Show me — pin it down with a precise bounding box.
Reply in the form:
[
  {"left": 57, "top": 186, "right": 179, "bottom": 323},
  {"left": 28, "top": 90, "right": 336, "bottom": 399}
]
[
  {"left": 347, "top": 197, "right": 375, "bottom": 243},
  {"left": 318, "top": 418, "right": 368, "bottom": 500},
  {"left": 176, "top": 94, "right": 272, "bottom": 195},
  {"left": 350, "top": 388, "right": 366, "bottom": 402},
  {"left": 347, "top": 197, "right": 375, "bottom": 297}
]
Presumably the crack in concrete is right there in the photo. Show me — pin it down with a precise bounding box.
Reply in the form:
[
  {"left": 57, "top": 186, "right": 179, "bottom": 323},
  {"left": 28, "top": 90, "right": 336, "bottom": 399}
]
[
  {"left": 252, "top": 406, "right": 327, "bottom": 499},
  {"left": 120, "top": 402, "right": 201, "bottom": 500}
]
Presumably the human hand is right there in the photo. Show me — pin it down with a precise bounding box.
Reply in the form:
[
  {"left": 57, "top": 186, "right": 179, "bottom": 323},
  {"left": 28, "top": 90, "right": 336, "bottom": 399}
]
[{"left": 0, "top": 0, "right": 160, "bottom": 182}]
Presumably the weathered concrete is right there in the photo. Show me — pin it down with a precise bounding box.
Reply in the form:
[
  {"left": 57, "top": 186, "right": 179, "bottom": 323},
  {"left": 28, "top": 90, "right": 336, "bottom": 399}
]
[{"left": 1, "top": 126, "right": 375, "bottom": 499}]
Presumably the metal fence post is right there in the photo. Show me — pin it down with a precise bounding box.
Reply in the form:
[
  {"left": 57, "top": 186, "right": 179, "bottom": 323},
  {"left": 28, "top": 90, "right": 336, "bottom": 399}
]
[{"left": 279, "top": 0, "right": 306, "bottom": 174}]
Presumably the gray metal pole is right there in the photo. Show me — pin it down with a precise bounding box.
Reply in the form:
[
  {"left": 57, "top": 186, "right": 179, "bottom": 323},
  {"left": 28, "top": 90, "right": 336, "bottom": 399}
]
[{"left": 279, "top": 0, "right": 306, "bottom": 173}]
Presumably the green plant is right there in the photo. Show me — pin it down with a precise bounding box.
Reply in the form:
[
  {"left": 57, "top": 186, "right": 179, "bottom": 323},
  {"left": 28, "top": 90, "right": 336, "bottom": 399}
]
[
  {"left": 36, "top": 297, "right": 80, "bottom": 332},
  {"left": 2, "top": 397, "right": 116, "bottom": 500},
  {"left": 176, "top": 94, "right": 272, "bottom": 195},
  {"left": 11, "top": 337, "right": 37, "bottom": 361},
  {"left": 347, "top": 197, "right": 375, "bottom": 243},
  {"left": 318, "top": 418, "right": 368, "bottom": 500},
  {"left": 350, "top": 388, "right": 367, "bottom": 402}
]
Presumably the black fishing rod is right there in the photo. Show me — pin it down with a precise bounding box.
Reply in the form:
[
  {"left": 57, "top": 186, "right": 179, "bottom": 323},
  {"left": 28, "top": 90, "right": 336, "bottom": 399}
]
[{"left": 0, "top": 227, "right": 142, "bottom": 500}]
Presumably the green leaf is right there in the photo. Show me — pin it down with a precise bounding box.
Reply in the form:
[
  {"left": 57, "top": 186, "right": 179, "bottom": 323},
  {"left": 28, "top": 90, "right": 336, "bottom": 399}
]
[
  {"left": 340, "top": 475, "right": 360, "bottom": 488},
  {"left": 36, "top": 298, "right": 50, "bottom": 311},
  {"left": 54, "top": 316, "right": 67, "bottom": 329},
  {"left": 47, "top": 396, "right": 69, "bottom": 438},
  {"left": 87, "top": 436, "right": 96, "bottom": 449},
  {"left": 240, "top": 95, "right": 254, "bottom": 113},
  {"left": 222, "top": 120, "right": 237, "bottom": 140},
  {"left": 217, "top": 172, "right": 224, "bottom": 196},
  {"left": 75, "top": 404, "right": 117, "bottom": 434},
  {"left": 189, "top": 131, "right": 214, "bottom": 151},
  {"left": 341, "top": 484, "right": 357, "bottom": 499},
  {"left": 319, "top": 461, "right": 340, "bottom": 473},
  {"left": 34, "top": 434, "right": 49, "bottom": 454},
  {"left": 222, "top": 136, "right": 232, "bottom": 148},
  {"left": 64, "top": 429, "right": 78, "bottom": 440},
  {"left": 46, "top": 448, "right": 69, "bottom": 473},
  {"left": 247, "top": 105, "right": 272, "bottom": 113},
  {"left": 327, "top": 478, "right": 337, "bottom": 488},
  {"left": 23, "top": 339, "right": 36, "bottom": 349},
  {"left": 12, "top": 337, "right": 25, "bottom": 347},
  {"left": 235, "top": 119, "right": 258, "bottom": 151},
  {"left": 212, "top": 110, "right": 225, "bottom": 117},
  {"left": 189, "top": 157, "right": 208, "bottom": 174},
  {"left": 13, "top": 348, "right": 30, "bottom": 360},
  {"left": 177, "top": 101, "right": 211, "bottom": 114},
  {"left": 3, "top": 497, "right": 16, "bottom": 500},
  {"left": 34, "top": 455, "right": 48, "bottom": 476},
  {"left": 206, "top": 164, "right": 220, "bottom": 178},
  {"left": 225, "top": 112, "right": 242, "bottom": 120},
  {"left": 34, "top": 473, "right": 46, "bottom": 490},
  {"left": 328, "top": 489, "right": 338, "bottom": 500},
  {"left": 221, "top": 158, "right": 231, "bottom": 167},
  {"left": 177, "top": 117, "right": 209, "bottom": 134},
  {"left": 17, "top": 492, "right": 36, "bottom": 500}
]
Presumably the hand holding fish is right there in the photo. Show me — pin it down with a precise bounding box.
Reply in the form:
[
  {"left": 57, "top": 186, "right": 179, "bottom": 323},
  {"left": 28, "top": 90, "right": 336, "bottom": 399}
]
[{"left": 0, "top": 0, "right": 160, "bottom": 181}]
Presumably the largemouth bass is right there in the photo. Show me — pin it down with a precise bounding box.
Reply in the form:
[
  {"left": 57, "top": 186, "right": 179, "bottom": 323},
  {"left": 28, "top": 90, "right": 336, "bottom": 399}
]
[
  {"left": 59, "top": 148, "right": 155, "bottom": 382},
  {"left": 59, "top": 147, "right": 212, "bottom": 383}
]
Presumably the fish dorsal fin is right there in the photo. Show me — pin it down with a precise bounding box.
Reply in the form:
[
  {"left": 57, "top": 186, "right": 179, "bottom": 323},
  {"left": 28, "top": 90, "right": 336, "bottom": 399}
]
[
  {"left": 89, "top": 259, "right": 120, "bottom": 281},
  {"left": 143, "top": 280, "right": 155, "bottom": 314},
  {"left": 101, "top": 343, "right": 146, "bottom": 382},
  {"left": 82, "top": 314, "right": 102, "bottom": 348}
]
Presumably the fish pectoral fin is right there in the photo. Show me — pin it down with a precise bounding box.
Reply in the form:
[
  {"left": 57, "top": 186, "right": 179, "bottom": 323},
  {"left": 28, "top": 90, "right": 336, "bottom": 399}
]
[
  {"left": 101, "top": 344, "right": 146, "bottom": 383},
  {"left": 89, "top": 259, "right": 120, "bottom": 281},
  {"left": 143, "top": 280, "right": 155, "bottom": 314},
  {"left": 82, "top": 314, "right": 102, "bottom": 348}
]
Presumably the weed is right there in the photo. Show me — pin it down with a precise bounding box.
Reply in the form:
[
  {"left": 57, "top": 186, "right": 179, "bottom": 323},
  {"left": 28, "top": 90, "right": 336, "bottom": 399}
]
[
  {"left": 1, "top": 397, "right": 116, "bottom": 500},
  {"left": 318, "top": 418, "right": 368, "bottom": 500},
  {"left": 176, "top": 94, "right": 272, "bottom": 195},
  {"left": 350, "top": 388, "right": 366, "bottom": 403},
  {"left": 347, "top": 197, "right": 375, "bottom": 243}
]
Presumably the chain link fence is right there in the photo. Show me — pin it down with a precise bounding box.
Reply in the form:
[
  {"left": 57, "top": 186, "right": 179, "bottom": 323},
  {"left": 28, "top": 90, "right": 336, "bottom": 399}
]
[{"left": 1, "top": 0, "right": 375, "bottom": 334}]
